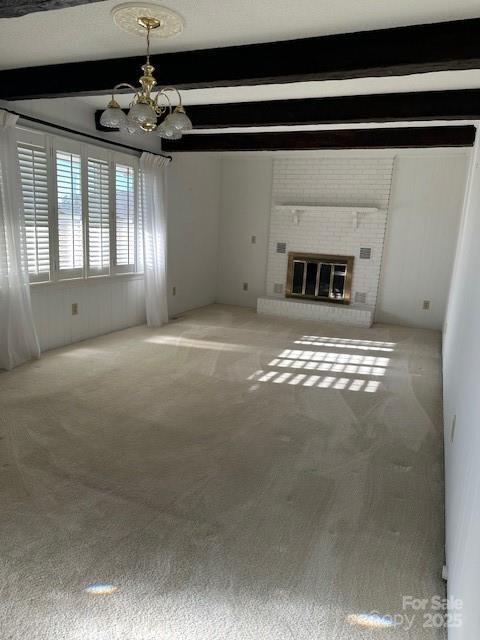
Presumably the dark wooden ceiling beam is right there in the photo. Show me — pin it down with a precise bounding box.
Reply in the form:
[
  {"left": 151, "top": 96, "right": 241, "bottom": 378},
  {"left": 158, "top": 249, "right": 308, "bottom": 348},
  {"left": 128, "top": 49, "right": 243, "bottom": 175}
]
[
  {"left": 2, "top": 17, "right": 480, "bottom": 100},
  {"left": 161, "top": 126, "right": 476, "bottom": 152},
  {"left": 94, "top": 89, "right": 480, "bottom": 131},
  {"left": 0, "top": 0, "right": 106, "bottom": 19}
]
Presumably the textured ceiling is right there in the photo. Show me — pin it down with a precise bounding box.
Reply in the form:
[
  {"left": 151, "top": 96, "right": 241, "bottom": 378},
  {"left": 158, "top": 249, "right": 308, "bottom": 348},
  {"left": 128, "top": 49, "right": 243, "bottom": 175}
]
[
  {"left": 70, "top": 70, "right": 480, "bottom": 108},
  {"left": 13, "top": 70, "right": 480, "bottom": 135},
  {"left": 0, "top": 0, "right": 479, "bottom": 70}
]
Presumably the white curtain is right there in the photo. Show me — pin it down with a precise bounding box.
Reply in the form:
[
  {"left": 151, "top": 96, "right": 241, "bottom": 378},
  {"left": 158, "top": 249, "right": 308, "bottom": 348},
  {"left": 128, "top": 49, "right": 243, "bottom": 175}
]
[
  {"left": 140, "top": 152, "right": 169, "bottom": 327},
  {"left": 0, "top": 110, "right": 40, "bottom": 370}
]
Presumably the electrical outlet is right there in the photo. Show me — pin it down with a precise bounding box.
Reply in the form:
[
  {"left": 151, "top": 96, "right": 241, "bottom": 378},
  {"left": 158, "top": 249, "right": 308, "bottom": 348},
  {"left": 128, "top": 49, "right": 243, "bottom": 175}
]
[
  {"left": 172, "top": 286, "right": 176, "bottom": 296},
  {"left": 422, "top": 300, "right": 431, "bottom": 310},
  {"left": 251, "top": 235, "right": 256, "bottom": 244},
  {"left": 450, "top": 414, "right": 457, "bottom": 444},
  {"left": 243, "top": 282, "right": 248, "bottom": 291},
  {"left": 71, "top": 303, "right": 78, "bottom": 316}
]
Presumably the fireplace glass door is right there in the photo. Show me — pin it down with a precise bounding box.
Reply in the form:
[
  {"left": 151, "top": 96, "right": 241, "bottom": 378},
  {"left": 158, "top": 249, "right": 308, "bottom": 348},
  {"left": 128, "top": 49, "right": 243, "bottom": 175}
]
[{"left": 286, "top": 253, "right": 354, "bottom": 304}]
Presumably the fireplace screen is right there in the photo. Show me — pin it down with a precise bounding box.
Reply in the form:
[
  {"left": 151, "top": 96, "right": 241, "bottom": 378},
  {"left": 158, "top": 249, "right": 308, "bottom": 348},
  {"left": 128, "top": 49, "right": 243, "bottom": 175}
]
[{"left": 286, "top": 252, "right": 354, "bottom": 304}]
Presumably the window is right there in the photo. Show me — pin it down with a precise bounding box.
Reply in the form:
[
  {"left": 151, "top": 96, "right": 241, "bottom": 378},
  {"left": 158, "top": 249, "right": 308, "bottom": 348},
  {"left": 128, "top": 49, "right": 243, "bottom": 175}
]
[
  {"left": 115, "top": 163, "right": 136, "bottom": 272},
  {"left": 16, "top": 129, "right": 142, "bottom": 283},
  {"left": 17, "top": 139, "right": 50, "bottom": 282},
  {"left": 87, "top": 157, "right": 110, "bottom": 275},
  {"left": 56, "top": 150, "right": 83, "bottom": 278}
]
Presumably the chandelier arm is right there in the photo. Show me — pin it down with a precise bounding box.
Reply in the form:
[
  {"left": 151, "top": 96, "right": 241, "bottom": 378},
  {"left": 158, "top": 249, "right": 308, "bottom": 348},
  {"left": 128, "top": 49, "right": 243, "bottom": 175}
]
[
  {"left": 113, "top": 82, "right": 138, "bottom": 95},
  {"left": 102, "top": 15, "right": 190, "bottom": 136},
  {"left": 156, "top": 90, "right": 173, "bottom": 113},
  {"left": 159, "top": 86, "right": 183, "bottom": 107}
]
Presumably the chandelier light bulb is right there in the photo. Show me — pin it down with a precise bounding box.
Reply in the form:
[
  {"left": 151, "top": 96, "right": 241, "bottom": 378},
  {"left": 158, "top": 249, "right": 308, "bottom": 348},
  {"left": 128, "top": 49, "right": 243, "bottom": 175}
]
[
  {"left": 162, "top": 113, "right": 176, "bottom": 128},
  {"left": 120, "top": 120, "right": 147, "bottom": 136},
  {"left": 165, "top": 128, "right": 182, "bottom": 140},
  {"left": 128, "top": 102, "right": 157, "bottom": 126},
  {"left": 156, "top": 122, "right": 170, "bottom": 138},
  {"left": 157, "top": 120, "right": 182, "bottom": 139},
  {"left": 100, "top": 99, "right": 128, "bottom": 128},
  {"left": 168, "top": 107, "right": 193, "bottom": 132}
]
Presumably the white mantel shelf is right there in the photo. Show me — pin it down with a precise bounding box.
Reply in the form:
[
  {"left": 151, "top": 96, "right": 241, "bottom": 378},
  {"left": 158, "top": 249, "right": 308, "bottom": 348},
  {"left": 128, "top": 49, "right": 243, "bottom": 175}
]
[
  {"left": 274, "top": 205, "right": 384, "bottom": 230},
  {"left": 257, "top": 296, "right": 374, "bottom": 328}
]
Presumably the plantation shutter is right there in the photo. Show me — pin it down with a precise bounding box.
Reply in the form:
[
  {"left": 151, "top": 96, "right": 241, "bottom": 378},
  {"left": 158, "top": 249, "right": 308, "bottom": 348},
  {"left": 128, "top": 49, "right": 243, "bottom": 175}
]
[
  {"left": 114, "top": 162, "right": 136, "bottom": 272},
  {"left": 56, "top": 149, "right": 83, "bottom": 279},
  {"left": 16, "top": 130, "right": 142, "bottom": 283},
  {"left": 87, "top": 157, "right": 110, "bottom": 275},
  {"left": 137, "top": 168, "right": 144, "bottom": 273},
  {"left": 17, "top": 140, "right": 50, "bottom": 282}
]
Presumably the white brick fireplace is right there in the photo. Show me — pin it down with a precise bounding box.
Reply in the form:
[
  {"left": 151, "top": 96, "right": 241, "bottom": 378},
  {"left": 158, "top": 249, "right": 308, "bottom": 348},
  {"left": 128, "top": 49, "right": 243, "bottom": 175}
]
[{"left": 257, "top": 156, "right": 394, "bottom": 327}]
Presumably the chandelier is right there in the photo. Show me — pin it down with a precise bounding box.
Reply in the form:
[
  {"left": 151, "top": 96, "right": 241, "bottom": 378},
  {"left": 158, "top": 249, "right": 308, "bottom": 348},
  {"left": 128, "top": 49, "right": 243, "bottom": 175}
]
[{"left": 100, "top": 13, "right": 192, "bottom": 139}]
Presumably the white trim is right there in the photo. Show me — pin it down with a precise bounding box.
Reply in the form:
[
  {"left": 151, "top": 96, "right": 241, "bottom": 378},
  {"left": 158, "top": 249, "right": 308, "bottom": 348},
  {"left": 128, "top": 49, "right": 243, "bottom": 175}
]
[
  {"left": 16, "top": 126, "right": 144, "bottom": 286},
  {"left": 85, "top": 152, "right": 112, "bottom": 277},
  {"left": 30, "top": 272, "right": 144, "bottom": 289},
  {"left": 274, "top": 205, "right": 380, "bottom": 213},
  {"left": 112, "top": 155, "right": 139, "bottom": 275}
]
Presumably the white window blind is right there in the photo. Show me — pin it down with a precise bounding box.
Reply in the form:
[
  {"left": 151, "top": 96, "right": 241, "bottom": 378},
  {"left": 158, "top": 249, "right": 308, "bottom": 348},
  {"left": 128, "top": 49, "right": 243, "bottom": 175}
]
[
  {"left": 136, "top": 171, "right": 144, "bottom": 273},
  {"left": 17, "top": 141, "right": 50, "bottom": 282},
  {"left": 87, "top": 157, "right": 110, "bottom": 275},
  {"left": 56, "top": 150, "right": 83, "bottom": 278},
  {"left": 115, "top": 163, "right": 136, "bottom": 272},
  {"left": 15, "top": 128, "right": 142, "bottom": 283}
]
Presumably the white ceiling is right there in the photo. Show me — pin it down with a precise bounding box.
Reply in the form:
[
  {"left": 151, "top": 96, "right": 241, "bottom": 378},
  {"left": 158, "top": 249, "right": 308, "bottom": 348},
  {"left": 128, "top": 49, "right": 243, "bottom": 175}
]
[
  {"left": 4, "top": 0, "right": 480, "bottom": 138},
  {"left": 70, "top": 70, "right": 480, "bottom": 108},
  {"left": 0, "top": 0, "right": 479, "bottom": 70},
  {"left": 12, "top": 69, "right": 480, "bottom": 136}
]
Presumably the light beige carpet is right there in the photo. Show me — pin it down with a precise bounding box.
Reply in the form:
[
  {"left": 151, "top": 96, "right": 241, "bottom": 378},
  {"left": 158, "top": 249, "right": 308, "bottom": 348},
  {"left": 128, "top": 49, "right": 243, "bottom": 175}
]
[{"left": 0, "top": 304, "right": 445, "bottom": 639}]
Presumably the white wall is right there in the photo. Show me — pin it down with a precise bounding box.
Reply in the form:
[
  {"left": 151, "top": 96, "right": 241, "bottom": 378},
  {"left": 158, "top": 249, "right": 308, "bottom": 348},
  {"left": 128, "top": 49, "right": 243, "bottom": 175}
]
[
  {"left": 13, "top": 104, "right": 469, "bottom": 347},
  {"left": 7, "top": 98, "right": 152, "bottom": 352},
  {"left": 216, "top": 158, "right": 272, "bottom": 307},
  {"left": 442, "top": 133, "right": 480, "bottom": 640},
  {"left": 3, "top": 99, "right": 221, "bottom": 349},
  {"left": 29, "top": 154, "right": 221, "bottom": 351},
  {"left": 376, "top": 153, "right": 468, "bottom": 330},
  {"left": 5, "top": 98, "right": 163, "bottom": 154},
  {"left": 30, "top": 276, "right": 145, "bottom": 352},
  {"left": 215, "top": 151, "right": 467, "bottom": 329},
  {"left": 30, "top": 154, "right": 221, "bottom": 350},
  {"left": 272, "top": 155, "right": 393, "bottom": 209},
  {"left": 167, "top": 154, "right": 221, "bottom": 315}
]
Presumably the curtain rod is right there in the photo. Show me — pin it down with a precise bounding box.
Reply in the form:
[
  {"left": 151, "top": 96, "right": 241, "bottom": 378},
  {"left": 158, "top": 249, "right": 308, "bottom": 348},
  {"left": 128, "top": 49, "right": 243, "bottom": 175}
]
[{"left": 3, "top": 107, "right": 173, "bottom": 162}]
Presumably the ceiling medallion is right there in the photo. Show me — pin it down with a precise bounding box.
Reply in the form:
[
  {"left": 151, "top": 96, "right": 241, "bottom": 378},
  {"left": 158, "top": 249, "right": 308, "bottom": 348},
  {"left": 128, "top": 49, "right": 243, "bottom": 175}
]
[
  {"left": 100, "top": 3, "right": 191, "bottom": 138},
  {"left": 111, "top": 3, "right": 184, "bottom": 38}
]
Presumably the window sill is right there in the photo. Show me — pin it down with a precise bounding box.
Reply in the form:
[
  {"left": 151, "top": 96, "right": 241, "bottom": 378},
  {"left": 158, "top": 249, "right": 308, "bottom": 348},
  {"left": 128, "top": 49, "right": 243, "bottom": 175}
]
[{"left": 30, "top": 272, "right": 144, "bottom": 288}]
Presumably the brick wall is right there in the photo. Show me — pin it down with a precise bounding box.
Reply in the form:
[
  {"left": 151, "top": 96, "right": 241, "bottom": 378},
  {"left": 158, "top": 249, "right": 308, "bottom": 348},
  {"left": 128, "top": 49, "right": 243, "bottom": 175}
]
[
  {"left": 273, "top": 157, "right": 394, "bottom": 209},
  {"left": 266, "top": 156, "right": 394, "bottom": 309}
]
